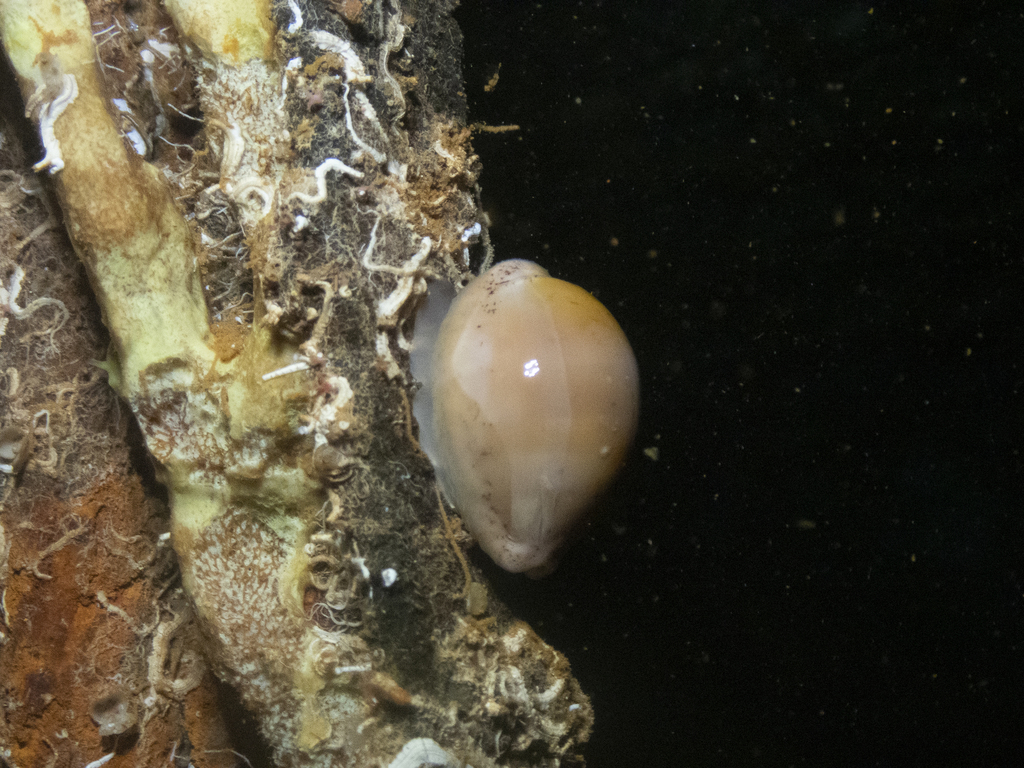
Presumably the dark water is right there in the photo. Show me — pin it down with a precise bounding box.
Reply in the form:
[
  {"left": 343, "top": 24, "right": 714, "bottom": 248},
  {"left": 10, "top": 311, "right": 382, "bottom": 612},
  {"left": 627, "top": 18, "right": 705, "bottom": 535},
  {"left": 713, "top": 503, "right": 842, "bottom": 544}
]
[{"left": 457, "top": 2, "right": 1023, "bottom": 766}]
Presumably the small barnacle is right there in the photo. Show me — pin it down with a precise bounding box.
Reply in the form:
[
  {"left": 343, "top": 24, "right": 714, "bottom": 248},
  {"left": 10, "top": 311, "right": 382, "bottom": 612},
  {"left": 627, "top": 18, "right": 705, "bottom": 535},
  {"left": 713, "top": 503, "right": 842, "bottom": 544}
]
[
  {"left": 311, "top": 639, "right": 341, "bottom": 678},
  {"left": 307, "top": 553, "right": 340, "bottom": 591},
  {"left": 90, "top": 690, "right": 138, "bottom": 738},
  {"left": 311, "top": 443, "right": 357, "bottom": 483},
  {"left": 0, "top": 424, "right": 33, "bottom": 475}
]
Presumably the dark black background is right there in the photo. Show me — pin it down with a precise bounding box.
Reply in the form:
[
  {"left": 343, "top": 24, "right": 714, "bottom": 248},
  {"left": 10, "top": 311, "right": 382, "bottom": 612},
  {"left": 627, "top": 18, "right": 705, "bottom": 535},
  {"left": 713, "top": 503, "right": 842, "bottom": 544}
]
[{"left": 455, "top": 2, "right": 1024, "bottom": 766}]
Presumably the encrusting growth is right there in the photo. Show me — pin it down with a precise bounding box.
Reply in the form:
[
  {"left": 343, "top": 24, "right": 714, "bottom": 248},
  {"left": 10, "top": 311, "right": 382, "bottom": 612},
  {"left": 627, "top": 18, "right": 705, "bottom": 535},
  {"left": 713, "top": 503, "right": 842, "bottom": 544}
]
[{"left": 0, "top": 0, "right": 593, "bottom": 766}]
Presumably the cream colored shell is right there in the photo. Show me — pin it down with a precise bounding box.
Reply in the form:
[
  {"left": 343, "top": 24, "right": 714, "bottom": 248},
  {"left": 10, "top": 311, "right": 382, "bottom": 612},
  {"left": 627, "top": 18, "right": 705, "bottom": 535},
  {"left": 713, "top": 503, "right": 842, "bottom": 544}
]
[{"left": 415, "top": 259, "right": 640, "bottom": 576}]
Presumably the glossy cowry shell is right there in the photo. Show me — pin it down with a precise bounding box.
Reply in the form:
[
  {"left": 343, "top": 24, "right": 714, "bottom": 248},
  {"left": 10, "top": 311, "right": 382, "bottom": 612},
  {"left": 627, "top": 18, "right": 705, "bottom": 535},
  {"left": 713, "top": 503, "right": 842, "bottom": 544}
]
[{"left": 416, "top": 259, "right": 639, "bottom": 576}]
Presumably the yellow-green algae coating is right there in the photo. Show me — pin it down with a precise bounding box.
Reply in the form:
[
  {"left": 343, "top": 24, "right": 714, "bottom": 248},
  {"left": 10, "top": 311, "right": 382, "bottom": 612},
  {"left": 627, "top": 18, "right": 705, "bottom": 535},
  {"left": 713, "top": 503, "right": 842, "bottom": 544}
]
[
  {"left": 164, "top": 0, "right": 274, "bottom": 63},
  {"left": 0, "top": 0, "right": 212, "bottom": 388},
  {"left": 0, "top": 2, "right": 331, "bottom": 746}
]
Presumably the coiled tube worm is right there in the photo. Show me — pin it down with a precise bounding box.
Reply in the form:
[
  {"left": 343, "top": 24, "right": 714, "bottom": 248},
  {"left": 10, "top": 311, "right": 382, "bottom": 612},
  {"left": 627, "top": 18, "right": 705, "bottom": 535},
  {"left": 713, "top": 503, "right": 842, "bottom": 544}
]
[{"left": 412, "top": 260, "right": 640, "bottom": 576}]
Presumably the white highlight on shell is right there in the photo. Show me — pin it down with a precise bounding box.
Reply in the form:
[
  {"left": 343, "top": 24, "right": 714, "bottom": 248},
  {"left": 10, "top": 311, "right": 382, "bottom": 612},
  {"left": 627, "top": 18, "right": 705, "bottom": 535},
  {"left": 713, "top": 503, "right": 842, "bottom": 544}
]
[
  {"left": 411, "top": 260, "right": 639, "bottom": 576},
  {"left": 381, "top": 567, "right": 398, "bottom": 587}
]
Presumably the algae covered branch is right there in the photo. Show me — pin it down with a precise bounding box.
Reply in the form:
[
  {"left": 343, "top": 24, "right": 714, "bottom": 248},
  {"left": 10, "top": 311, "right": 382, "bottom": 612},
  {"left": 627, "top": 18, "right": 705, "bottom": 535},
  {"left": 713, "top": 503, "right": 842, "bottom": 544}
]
[{"left": 0, "top": 1, "right": 592, "bottom": 765}]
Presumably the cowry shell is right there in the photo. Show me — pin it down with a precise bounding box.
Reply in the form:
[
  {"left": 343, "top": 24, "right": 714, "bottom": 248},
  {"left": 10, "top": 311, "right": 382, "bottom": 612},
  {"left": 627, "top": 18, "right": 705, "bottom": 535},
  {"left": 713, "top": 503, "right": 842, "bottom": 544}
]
[{"left": 412, "top": 260, "right": 639, "bottom": 576}]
